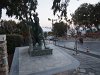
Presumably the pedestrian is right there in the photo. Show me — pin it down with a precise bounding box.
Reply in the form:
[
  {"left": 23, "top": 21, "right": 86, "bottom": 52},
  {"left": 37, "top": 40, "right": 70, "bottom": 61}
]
[{"left": 79, "top": 37, "right": 83, "bottom": 44}]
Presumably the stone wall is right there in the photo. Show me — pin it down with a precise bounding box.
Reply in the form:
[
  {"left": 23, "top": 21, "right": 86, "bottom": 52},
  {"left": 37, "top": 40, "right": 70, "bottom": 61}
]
[{"left": 0, "top": 35, "right": 8, "bottom": 75}]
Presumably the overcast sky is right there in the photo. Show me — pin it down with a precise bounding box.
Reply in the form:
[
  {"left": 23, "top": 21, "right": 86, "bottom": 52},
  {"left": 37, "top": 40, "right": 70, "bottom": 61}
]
[{"left": 1, "top": 0, "right": 100, "bottom": 29}]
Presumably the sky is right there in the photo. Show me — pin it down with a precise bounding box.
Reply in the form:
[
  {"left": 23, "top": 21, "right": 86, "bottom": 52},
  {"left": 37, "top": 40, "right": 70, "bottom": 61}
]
[{"left": 1, "top": 0, "right": 100, "bottom": 31}]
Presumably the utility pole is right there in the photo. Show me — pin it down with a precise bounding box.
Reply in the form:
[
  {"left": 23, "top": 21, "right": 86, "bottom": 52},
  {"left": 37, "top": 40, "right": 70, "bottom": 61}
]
[
  {"left": 48, "top": 18, "right": 57, "bottom": 31},
  {"left": 48, "top": 18, "right": 57, "bottom": 45}
]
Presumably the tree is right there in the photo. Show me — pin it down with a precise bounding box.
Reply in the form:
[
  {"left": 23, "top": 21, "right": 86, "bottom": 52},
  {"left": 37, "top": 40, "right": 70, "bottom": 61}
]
[
  {"left": 0, "top": 20, "right": 17, "bottom": 34},
  {"left": 0, "top": 0, "right": 47, "bottom": 47},
  {"left": 52, "top": 0, "right": 76, "bottom": 38},
  {"left": 93, "top": 2, "right": 100, "bottom": 30},
  {"left": 52, "top": 0, "right": 70, "bottom": 21},
  {"left": 0, "top": 0, "right": 38, "bottom": 21},
  {"left": 72, "top": 2, "right": 100, "bottom": 31},
  {"left": 52, "top": 0, "right": 61, "bottom": 15},
  {"left": 72, "top": 3, "right": 94, "bottom": 25},
  {"left": 53, "top": 21, "right": 67, "bottom": 37},
  {"left": 0, "top": 0, "right": 38, "bottom": 35}
]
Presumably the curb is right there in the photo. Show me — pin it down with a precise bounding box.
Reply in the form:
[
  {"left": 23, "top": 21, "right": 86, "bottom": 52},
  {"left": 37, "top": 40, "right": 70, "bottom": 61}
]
[{"left": 55, "top": 45, "right": 100, "bottom": 59}]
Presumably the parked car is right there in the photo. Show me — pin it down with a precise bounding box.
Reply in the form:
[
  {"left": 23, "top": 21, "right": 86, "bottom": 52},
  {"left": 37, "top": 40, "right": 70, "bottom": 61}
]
[
  {"left": 47, "top": 36, "right": 54, "bottom": 40},
  {"left": 47, "top": 36, "right": 58, "bottom": 41}
]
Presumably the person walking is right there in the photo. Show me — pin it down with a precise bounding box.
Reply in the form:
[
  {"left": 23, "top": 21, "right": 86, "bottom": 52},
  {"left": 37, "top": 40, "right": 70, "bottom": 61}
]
[{"left": 79, "top": 37, "right": 83, "bottom": 45}]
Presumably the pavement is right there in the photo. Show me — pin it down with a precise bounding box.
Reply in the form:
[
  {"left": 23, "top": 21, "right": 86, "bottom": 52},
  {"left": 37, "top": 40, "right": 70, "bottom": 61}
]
[
  {"left": 10, "top": 39, "right": 100, "bottom": 75},
  {"left": 54, "top": 46, "right": 100, "bottom": 75},
  {"left": 47, "top": 38, "right": 100, "bottom": 75},
  {"left": 10, "top": 44, "right": 80, "bottom": 75}
]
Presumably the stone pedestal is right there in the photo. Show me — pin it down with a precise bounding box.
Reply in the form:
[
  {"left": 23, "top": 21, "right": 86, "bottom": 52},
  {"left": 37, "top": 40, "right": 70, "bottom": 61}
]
[
  {"left": 10, "top": 44, "right": 80, "bottom": 75},
  {"left": 28, "top": 44, "right": 53, "bottom": 56},
  {"left": 31, "top": 49, "right": 52, "bottom": 56}
]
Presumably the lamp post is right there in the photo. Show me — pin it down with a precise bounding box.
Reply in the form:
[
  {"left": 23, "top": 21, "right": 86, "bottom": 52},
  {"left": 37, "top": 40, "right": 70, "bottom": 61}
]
[
  {"left": 48, "top": 18, "right": 57, "bottom": 45},
  {"left": 74, "top": 26, "right": 78, "bottom": 55},
  {"left": 48, "top": 18, "right": 57, "bottom": 31}
]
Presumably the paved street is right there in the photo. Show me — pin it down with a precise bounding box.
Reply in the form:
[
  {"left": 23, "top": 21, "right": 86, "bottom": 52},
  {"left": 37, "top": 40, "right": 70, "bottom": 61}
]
[
  {"left": 56, "top": 40, "right": 100, "bottom": 55},
  {"left": 45, "top": 40, "right": 100, "bottom": 75},
  {"left": 45, "top": 42, "right": 100, "bottom": 75},
  {"left": 54, "top": 45, "right": 100, "bottom": 75}
]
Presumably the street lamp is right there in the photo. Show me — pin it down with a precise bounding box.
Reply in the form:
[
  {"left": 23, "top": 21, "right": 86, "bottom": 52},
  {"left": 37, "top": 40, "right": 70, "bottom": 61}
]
[
  {"left": 48, "top": 18, "right": 57, "bottom": 45},
  {"left": 73, "top": 24, "right": 80, "bottom": 55},
  {"left": 48, "top": 18, "right": 57, "bottom": 31}
]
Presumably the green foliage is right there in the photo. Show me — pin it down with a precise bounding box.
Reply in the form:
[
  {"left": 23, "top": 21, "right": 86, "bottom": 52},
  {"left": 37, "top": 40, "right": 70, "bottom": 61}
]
[
  {"left": 94, "top": 2, "right": 100, "bottom": 28},
  {"left": 0, "top": 0, "right": 38, "bottom": 22},
  {"left": 72, "top": 3, "right": 92, "bottom": 25},
  {"left": 52, "top": 0, "right": 70, "bottom": 18},
  {"left": 7, "top": 34, "right": 23, "bottom": 54},
  {"left": 0, "top": 20, "right": 18, "bottom": 34},
  {"left": 0, "top": 20, "right": 30, "bottom": 35},
  {"left": 53, "top": 21, "right": 67, "bottom": 36},
  {"left": 52, "top": 0, "right": 61, "bottom": 15},
  {"left": 0, "top": 0, "right": 38, "bottom": 37},
  {"left": 17, "top": 21, "right": 29, "bottom": 34},
  {"left": 72, "top": 2, "right": 100, "bottom": 29},
  {"left": 0, "top": 20, "right": 30, "bottom": 47}
]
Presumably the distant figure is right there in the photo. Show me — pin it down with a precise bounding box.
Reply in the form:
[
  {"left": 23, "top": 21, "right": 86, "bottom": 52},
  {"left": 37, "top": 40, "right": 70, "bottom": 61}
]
[
  {"left": 91, "top": 24, "right": 97, "bottom": 32},
  {"left": 79, "top": 37, "right": 83, "bottom": 44}
]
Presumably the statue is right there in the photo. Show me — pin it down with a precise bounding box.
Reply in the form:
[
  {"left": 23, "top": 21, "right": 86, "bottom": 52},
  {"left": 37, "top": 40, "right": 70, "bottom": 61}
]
[
  {"left": 31, "top": 13, "right": 46, "bottom": 49},
  {"left": 28, "top": 13, "right": 52, "bottom": 56}
]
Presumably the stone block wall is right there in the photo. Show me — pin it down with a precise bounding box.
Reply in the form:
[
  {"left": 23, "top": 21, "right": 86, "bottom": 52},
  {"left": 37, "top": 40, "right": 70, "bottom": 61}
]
[{"left": 0, "top": 41, "right": 8, "bottom": 75}]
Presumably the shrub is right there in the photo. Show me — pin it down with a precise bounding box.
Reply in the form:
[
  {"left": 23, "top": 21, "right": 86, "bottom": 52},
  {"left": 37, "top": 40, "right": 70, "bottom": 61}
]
[{"left": 6, "top": 34, "right": 23, "bottom": 54}]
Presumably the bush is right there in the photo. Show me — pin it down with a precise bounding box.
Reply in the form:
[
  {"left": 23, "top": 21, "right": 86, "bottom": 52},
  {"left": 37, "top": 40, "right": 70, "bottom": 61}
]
[{"left": 6, "top": 34, "right": 23, "bottom": 54}]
